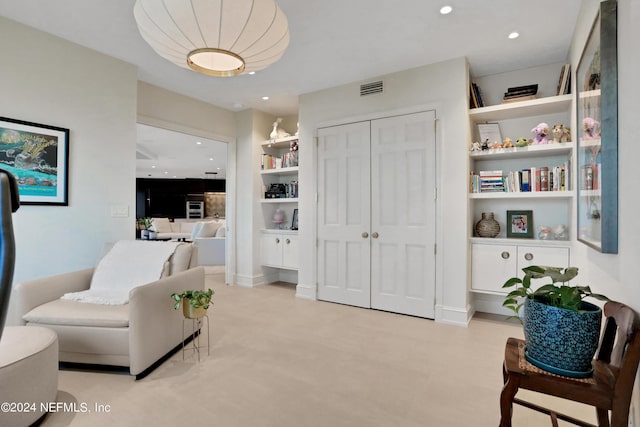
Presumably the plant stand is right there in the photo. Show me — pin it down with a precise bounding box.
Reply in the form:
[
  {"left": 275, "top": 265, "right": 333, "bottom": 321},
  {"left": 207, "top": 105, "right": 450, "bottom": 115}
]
[{"left": 182, "top": 315, "right": 210, "bottom": 361}]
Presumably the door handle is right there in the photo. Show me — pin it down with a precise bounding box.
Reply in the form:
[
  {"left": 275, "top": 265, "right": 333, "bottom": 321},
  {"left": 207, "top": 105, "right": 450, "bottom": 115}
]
[
  {"left": 362, "top": 232, "right": 369, "bottom": 238},
  {"left": 275, "top": 238, "right": 280, "bottom": 244},
  {"left": 524, "top": 252, "right": 534, "bottom": 261},
  {"left": 285, "top": 238, "right": 291, "bottom": 244},
  {"left": 372, "top": 232, "right": 379, "bottom": 239},
  {"left": 501, "top": 251, "right": 510, "bottom": 259}
]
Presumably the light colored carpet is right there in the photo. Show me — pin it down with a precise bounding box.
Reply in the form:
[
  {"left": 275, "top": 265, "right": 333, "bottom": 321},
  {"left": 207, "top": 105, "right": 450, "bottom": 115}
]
[{"left": 36, "top": 274, "right": 595, "bottom": 427}]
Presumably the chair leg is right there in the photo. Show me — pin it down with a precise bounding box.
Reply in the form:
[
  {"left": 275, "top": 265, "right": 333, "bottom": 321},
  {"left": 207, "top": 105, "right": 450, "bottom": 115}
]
[
  {"left": 594, "top": 407, "right": 610, "bottom": 427},
  {"left": 499, "top": 371, "right": 520, "bottom": 427}
]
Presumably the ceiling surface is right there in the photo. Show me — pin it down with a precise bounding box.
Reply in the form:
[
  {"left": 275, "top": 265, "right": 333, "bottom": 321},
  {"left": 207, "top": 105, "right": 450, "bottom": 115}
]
[{"left": 0, "top": 0, "right": 582, "bottom": 178}]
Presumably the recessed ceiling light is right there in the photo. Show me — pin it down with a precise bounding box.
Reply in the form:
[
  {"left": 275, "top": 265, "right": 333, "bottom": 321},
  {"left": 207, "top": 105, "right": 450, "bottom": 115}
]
[
  {"left": 209, "top": 157, "right": 214, "bottom": 161},
  {"left": 151, "top": 165, "right": 156, "bottom": 168},
  {"left": 508, "top": 32, "right": 520, "bottom": 39},
  {"left": 196, "top": 141, "right": 202, "bottom": 145},
  {"left": 164, "top": 171, "right": 168, "bottom": 174},
  {"left": 248, "top": 71, "right": 256, "bottom": 75},
  {"left": 440, "top": 5, "right": 453, "bottom": 15},
  {"left": 261, "top": 96, "right": 269, "bottom": 100}
]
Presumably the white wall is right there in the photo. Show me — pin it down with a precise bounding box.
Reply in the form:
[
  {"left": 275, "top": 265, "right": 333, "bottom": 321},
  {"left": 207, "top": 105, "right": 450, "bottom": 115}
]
[
  {"left": 298, "top": 57, "right": 471, "bottom": 325},
  {"left": 234, "top": 109, "right": 276, "bottom": 286},
  {"left": 0, "top": 17, "right": 137, "bottom": 284}
]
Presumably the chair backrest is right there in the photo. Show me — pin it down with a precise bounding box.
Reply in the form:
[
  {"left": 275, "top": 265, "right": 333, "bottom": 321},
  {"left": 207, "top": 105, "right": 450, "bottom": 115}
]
[{"left": 596, "top": 301, "right": 640, "bottom": 411}]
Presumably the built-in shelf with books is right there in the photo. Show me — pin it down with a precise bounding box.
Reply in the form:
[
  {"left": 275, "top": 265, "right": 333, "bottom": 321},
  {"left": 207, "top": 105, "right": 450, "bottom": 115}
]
[
  {"left": 259, "top": 135, "right": 300, "bottom": 273},
  {"left": 468, "top": 91, "right": 574, "bottom": 295}
]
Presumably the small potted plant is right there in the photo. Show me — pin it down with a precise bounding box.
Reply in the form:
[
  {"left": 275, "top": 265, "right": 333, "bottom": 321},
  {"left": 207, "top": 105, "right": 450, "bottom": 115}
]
[
  {"left": 502, "top": 266, "right": 609, "bottom": 378},
  {"left": 138, "top": 217, "right": 153, "bottom": 239},
  {"left": 171, "top": 288, "right": 214, "bottom": 319}
]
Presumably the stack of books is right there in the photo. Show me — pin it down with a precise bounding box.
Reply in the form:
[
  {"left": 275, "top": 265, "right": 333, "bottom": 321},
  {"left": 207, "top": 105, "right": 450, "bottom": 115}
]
[
  {"left": 469, "top": 83, "right": 485, "bottom": 109},
  {"left": 478, "top": 170, "right": 504, "bottom": 193},
  {"left": 502, "top": 84, "right": 538, "bottom": 103}
]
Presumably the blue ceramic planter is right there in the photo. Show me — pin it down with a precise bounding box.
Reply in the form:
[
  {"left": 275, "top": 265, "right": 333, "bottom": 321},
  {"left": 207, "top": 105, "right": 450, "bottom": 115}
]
[{"left": 523, "top": 297, "right": 602, "bottom": 378}]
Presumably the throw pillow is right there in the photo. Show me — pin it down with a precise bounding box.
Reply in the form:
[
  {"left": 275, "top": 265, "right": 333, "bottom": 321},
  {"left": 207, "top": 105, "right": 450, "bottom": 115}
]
[
  {"left": 197, "top": 221, "right": 220, "bottom": 237},
  {"left": 190, "top": 222, "right": 204, "bottom": 240}
]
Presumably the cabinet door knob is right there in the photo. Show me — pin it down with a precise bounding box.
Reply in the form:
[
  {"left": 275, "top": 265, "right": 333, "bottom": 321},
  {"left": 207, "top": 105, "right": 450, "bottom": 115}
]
[
  {"left": 275, "top": 238, "right": 280, "bottom": 244},
  {"left": 362, "top": 232, "right": 369, "bottom": 238},
  {"left": 501, "top": 251, "right": 510, "bottom": 259},
  {"left": 285, "top": 238, "right": 291, "bottom": 244},
  {"left": 372, "top": 232, "right": 379, "bottom": 239},
  {"left": 524, "top": 252, "right": 534, "bottom": 261}
]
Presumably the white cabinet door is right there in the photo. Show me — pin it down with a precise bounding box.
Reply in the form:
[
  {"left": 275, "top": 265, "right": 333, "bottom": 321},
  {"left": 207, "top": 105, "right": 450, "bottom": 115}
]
[
  {"left": 517, "top": 246, "right": 569, "bottom": 270},
  {"left": 471, "top": 243, "right": 570, "bottom": 294},
  {"left": 317, "top": 121, "right": 372, "bottom": 308},
  {"left": 260, "top": 233, "right": 283, "bottom": 268},
  {"left": 370, "top": 111, "right": 436, "bottom": 318},
  {"left": 282, "top": 234, "right": 299, "bottom": 269},
  {"left": 471, "top": 243, "right": 517, "bottom": 293}
]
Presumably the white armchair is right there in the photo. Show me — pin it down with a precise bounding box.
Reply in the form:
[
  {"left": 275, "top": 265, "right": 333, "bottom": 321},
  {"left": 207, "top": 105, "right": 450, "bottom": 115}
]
[{"left": 8, "top": 242, "right": 205, "bottom": 378}]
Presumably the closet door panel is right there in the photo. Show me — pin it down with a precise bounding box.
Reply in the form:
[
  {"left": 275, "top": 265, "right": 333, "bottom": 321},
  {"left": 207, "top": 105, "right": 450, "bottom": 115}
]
[
  {"left": 317, "top": 122, "right": 371, "bottom": 308},
  {"left": 370, "top": 111, "right": 436, "bottom": 318}
]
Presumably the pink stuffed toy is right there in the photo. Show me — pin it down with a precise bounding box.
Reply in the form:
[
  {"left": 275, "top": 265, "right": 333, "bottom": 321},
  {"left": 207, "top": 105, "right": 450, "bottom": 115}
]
[
  {"left": 582, "top": 117, "right": 600, "bottom": 140},
  {"left": 531, "top": 122, "right": 550, "bottom": 144}
]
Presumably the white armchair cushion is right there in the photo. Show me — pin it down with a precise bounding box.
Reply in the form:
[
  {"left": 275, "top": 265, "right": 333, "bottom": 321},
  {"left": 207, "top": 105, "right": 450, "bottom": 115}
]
[
  {"left": 215, "top": 226, "right": 226, "bottom": 237},
  {"left": 23, "top": 299, "right": 129, "bottom": 327}
]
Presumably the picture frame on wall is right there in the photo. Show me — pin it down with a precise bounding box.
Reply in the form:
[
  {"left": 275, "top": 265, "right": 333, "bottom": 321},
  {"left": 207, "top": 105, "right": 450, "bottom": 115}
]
[
  {"left": 0, "top": 117, "right": 69, "bottom": 206},
  {"left": 575, "top": 0, "right": 618, "bottom": 253},
  {"left": 291, "top": 208, "right": 299, "bottom": 230},
  {"left": 506, "top": 210, "right": 533, "bottom": 238}
]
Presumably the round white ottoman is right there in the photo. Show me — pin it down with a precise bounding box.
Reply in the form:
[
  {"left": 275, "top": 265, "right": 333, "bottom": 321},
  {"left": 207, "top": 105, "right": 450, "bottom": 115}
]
[{"left": 0, "top": 326, "right": 58, "bottom": 427}]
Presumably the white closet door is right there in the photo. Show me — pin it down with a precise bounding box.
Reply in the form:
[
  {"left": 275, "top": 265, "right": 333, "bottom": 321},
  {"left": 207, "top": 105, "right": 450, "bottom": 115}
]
[
  {"left": 317, "top": 121, "right": 371, "bottom": 308},
  {"left": 370, "top": 111, "right": 436, "bottom": 318}
]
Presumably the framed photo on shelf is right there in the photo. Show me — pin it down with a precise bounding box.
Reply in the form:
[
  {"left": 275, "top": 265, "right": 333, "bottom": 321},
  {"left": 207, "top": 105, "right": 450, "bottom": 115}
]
[
  {"left": 477, "top": 123, "right": 502, "bottom": 146},
  {"left": 575, "top": 0, "right": 618, "bottom": 253},
  {"left": 0, "top": 117, "right": 69, "bottom": 206},
  {"left": 291, "top": 208, "right": 299, "bottom": 230},
  {"left": 506, "top": 210, "right": 533, "bottom": 238}
]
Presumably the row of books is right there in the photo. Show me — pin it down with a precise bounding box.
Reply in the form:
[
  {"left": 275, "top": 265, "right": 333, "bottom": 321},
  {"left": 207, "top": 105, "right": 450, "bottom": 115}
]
[
  {"left": 501, "top": 84, "right": 538, "bottom": 103},
  {"left": 580, "top": 163, "right": 601, "bottom": 191},
  {"left": 469, "top": 83, "right": 485, "bottom": 108},
  {"left": 471, "top": 164, "right": 571, "bottom": 193},
  {"left": 556, "top": 64, "right": 571, "bottom": 96},
  {"left": 261, "top": 152, "right": 299, "bottom": 170}
]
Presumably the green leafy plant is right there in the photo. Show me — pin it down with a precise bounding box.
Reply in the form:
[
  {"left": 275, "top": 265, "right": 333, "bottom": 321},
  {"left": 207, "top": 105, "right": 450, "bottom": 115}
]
[
  {"left": 137, "top": 217, "right": 153, "bottom": 230},
  {"left": 171, "top": 288, "right": 214, "bottom": 310},
  {"left": 502, "top": 265, "right": 608, "bottom": 321}
]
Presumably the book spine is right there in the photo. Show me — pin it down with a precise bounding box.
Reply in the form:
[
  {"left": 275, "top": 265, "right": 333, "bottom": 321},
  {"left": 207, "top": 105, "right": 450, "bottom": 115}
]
[{"left": 540, "top": 167, "right": 549, "bottom": 191}]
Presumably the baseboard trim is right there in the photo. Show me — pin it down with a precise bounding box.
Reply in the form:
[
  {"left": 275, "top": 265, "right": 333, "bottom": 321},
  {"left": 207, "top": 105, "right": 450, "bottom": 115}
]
[
  {"left": 235, "top": 273, "right": 266, "bottom": 287},
  {"left": 295, "top": 283, "right": 316, "bottom": 300},
  {"left": 435, "top": 304, "right": 473, "bottom": 327}
]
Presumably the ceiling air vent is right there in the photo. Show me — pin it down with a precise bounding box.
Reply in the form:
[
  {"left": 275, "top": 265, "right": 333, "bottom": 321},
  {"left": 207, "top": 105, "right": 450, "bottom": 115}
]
[{"left": 360, "top": 80, "right": 383, "bottom": 96}]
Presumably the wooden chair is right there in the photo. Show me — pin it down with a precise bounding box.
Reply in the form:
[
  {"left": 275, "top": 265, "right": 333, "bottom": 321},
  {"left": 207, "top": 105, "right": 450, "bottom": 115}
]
[{"left": 499, "top": 301, "right": 640, "bottom": 427}]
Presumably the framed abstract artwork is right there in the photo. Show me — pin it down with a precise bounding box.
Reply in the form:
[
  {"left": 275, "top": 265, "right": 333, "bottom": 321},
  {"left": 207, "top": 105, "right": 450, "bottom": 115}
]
[{"left": 0, "top": 117, "right": 69, "bottom": 206}]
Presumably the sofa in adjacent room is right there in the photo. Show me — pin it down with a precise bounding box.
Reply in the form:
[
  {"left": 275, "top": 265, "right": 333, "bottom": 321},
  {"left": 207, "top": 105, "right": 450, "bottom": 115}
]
[{"left": 151, "top": 217, "right": 226, "bottom": 266}]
